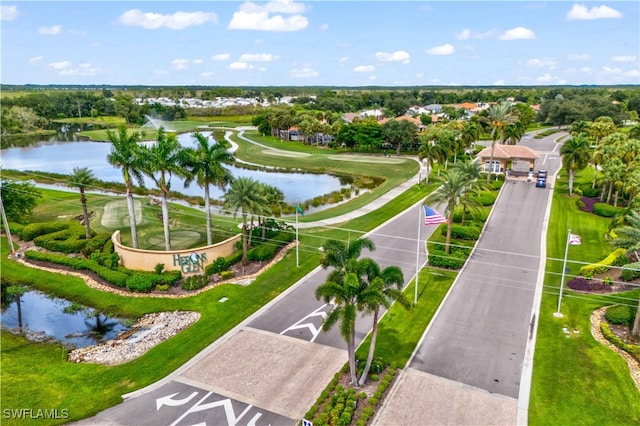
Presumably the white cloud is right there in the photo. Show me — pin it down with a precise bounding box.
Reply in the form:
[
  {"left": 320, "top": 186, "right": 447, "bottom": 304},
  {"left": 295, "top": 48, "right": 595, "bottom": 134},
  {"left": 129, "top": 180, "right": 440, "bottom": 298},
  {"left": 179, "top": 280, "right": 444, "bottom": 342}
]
[
  {"left": 498, "top": 27, "right": 535, "bottom": 40},
  {"left": 426, "top": 44, "right": 455, "bottom": 55},
  {"left": 369, "top": 75, "right": 377, "bottom": 81},
  {"left": 289, "top": 67, "right": 319, "bottom": 78},
  {"left": 118, "top": 9, "right": 217, "bottom": 30},
  {"left": 228, "top": 0, "right": 308, "bottom": 32},
  {"left": 494, "top": 80, "right": 505, "bottom": 86},
  {"left": 29, "top": 56, "right": 44, "bottom": 63},
  {"left": 229, "top": 61, "right": 251, "bottom": 70},
  {"left": 192, "top": 59, "right": 204, "bottom": 64},
  {"left": 354, "top": 65, "right": 375, "bottom": 72},
  {"left": 527, "top": 57, "right": 557, "bottom": 69},
  {"left": 258, "top": 66, "right": 267, "bottom": 72},
  {"left": 375, "top": 50, "right": 410, "bottom": 63},
  {"left": 319, "top": 23, "right": 329, "bottom": 31},
  {"left": 171, "top": 59, "right": 189, "bottom": 70},
  {"left": 238, "top": 53, "right": 277, "bottom": 62},
  {"left": 455, "top": 28, "right": 494, "bottom": 40},
  {"left": 1, "top": 5, "right": 18, "bottom": 21},
  {"left": 568, "top": 53, "right": 590, "bottom": 61},
  {"left": 339, "top": 56, "right": 349, "bottom": 63},
  {"left": 39, "top": 25, "right": 61, "bottom": 35},
  {"left": 212, "top": 53, "right": 230, "bottom": 61},
  {"left": 415, "top": 72, "right": 424, "bottom": 78},
  {"left": 153, "top": 70, "right": 169, "bottom": 76},
  {"left": 59, "top": 66, "right": 104, "bottom": 76},
  {"left": 580, "top": 67, "right": 593, "bottom": 73},
  {"left": 624, "top": 69, "right": 640, "bottom": 78},
  {"left": 611, "top": 56, "right": 637, "bottom": 63},
  {"left": 566, "top": 4, "right": 622, "bottom": 21},
  {"left": 48, "top": 61, "right": 72, "bottom": 70},
  {"left": 536, "top": 73, "right": 553, "bottom": 83},
  {"left": 201, "top": 71, "right": 215, "bottom": 77}
]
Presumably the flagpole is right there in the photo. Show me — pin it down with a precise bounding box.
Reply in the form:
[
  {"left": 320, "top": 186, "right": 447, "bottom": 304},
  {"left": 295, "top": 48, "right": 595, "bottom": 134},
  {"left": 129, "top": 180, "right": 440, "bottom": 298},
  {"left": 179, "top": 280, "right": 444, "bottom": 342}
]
[
  {"left": 555, "top": 228, "right": 571, "bottom": 317},
  {"left": 296, "top": 207, "right": 299, "bottom": 267},
  {"left": 415, "top": 204, "right": 422, "bottom": 305}
]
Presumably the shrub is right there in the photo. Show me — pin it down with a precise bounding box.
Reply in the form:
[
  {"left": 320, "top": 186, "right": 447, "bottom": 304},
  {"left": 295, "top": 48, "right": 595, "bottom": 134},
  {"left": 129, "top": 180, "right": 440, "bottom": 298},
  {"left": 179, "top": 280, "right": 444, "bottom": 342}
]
[
  {"left": 181, "top": 274, "right": 209, "bottom": 291},
  {"left": 155, "top": 283, "right": 170, "bottom": 292},
  {"left": 20, "top": 221, "right": 73, "bottom": 241},
  {"left": 593, "top": 203, "right": 624, "bottom": 218},
  {"left": 621, "top": 262, "right": 640, "bottom": 282},
  {"left": 225, "top": 250, "right": 243, "bottom": 267},
  {"left": 471, "top": 191, "right": 497, "bottom": 206},
  {"left": 567, "top": 277, "right": 612, "bottom": 292},
  {"left": 220, "top": 270, "right": 235, "bottom": 280},
  {"left": 606, "top": 305, "right": 635, "bottom": 325},
  {"left": 370, "top": 374, "right": 379, "bottom": 382},
  {"left": 601, "top": 323, "right": 640, "bottom": 362},
  {"left": 125, "top": 275, "right": 155, "bottom": 293},
  {"left": 154, "top": 263, "right": 165, "bottom": 274},
  {"left": 441, "top": 224, "right": 481, "bottom": 240},
  {"left": 205, "top": 257, "right": 228, "bottom": 275},
  {"left": 428, "top": 250, "right": 466, "bottom": 269},
  {"left": 576, "top": 199, "right": 586, "bottom": 210},
  {"left": 579, "top": 248, "right": 629, "bottom": 276},
  {"left": 573, "top": 187, "right": 583, "bottom": 196},
  {"left": 247, "top": 243, "right": 277, "bottom": 261},
  {"left": 582, "top": 187, "right": 601, "bottom": 198},
  {"left": 601, "top": 276, "right": 613, "bottom": 285}
]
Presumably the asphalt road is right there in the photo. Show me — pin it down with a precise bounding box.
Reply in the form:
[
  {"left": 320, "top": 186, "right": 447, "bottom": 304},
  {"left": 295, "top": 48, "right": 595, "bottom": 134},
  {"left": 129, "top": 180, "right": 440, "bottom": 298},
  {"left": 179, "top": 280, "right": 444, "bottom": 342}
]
[{"left": 409, "top": 132, "right": 563, "bottom": 398}]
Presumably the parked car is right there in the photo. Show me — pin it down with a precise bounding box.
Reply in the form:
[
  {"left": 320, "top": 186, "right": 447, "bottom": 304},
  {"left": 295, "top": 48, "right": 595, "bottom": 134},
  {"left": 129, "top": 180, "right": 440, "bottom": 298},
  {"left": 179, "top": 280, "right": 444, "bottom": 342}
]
[
  {"left": 536, "top": 179, "right": 546, "bottom": 188},
  {"left": 537, "top": 170, "right": 548, "bottom": 179}
]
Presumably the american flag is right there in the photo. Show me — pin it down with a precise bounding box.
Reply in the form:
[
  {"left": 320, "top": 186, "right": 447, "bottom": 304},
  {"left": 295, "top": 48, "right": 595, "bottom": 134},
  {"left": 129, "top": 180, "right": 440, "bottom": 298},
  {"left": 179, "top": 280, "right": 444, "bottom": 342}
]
[
  {"left": 424, "top": 205, "right": 447, "bottom": 225},
  {"left": 569, "top": 233, "right": 581, "bottom": 245}
]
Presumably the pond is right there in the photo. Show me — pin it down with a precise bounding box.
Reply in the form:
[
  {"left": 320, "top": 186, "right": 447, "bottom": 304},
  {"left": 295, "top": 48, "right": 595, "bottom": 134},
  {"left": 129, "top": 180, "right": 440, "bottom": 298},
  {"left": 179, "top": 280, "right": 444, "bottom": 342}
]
[
  {"left": 1, "top": 289, "right": 129, "bottom": 348},
  {"left": 0, "top": 132, "right": 350, "bottom": 204}
]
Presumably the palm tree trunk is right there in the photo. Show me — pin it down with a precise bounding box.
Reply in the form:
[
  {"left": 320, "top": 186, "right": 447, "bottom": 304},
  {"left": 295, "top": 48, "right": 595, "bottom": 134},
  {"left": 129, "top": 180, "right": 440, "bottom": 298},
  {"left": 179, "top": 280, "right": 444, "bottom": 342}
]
[
  {"left": 241, "top": 214, "right": 249, "bottom": 265},
  {"left": 568, "top": 170, "right": 574, "bottom": 197},
  {"left": 613, "top": 190, "right": 619, "bottom": 207},
  {"left": 204, "top": 185, "right": 212, "bottom": 246},
  {"left": 358, "top": 309, "right": 379, "bottom": 386},
  {"left": 445, "top": 217, "right": 453, "bottom": 255},
  {"left": 161, "top": 192, "right": 171, "bottom": 251},
  {"left": 348, "top": 329, "right": 358, "bottom": 387},
  {"left": 607, "top": 183, "right": 613, "bottom": 204},
  {"left": 80, "top": 189, "right": 91, "bottom": 239},
  {"left": 632, "top": 300, "right": 640, "bottom": 340},
  {"left": 592, "top": 162, "right": 598, "bottom": 189},
  {"left": 126, "top": 183, "right": 139, "bottom": 249},
  {"left": 487, "top": 141, "right": 496, "bottom": 183}
]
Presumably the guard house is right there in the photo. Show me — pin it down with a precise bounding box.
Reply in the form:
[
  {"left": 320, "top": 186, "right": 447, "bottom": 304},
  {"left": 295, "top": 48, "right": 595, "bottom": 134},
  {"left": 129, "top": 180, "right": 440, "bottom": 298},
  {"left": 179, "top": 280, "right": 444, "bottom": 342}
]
[{"left": 475, "top": 144, "right": 540, "bottom": 175}]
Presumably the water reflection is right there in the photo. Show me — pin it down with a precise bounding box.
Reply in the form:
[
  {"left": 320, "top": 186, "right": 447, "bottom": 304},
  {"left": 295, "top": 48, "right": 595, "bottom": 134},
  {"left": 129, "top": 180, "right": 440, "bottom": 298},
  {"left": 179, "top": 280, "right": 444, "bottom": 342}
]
[
  {"left": 1, "top": 289, "right": 129, "bottom": 348},
  {"left": 0, "top": 132, "right": 350, "bottom": 203}
]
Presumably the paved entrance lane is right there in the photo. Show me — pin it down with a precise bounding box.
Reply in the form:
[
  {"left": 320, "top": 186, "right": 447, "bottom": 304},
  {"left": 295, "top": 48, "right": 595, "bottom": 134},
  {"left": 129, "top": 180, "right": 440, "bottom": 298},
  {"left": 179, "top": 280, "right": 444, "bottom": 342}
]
[{"left": 410, "top": 179, "right": 550, "bottom": 398}]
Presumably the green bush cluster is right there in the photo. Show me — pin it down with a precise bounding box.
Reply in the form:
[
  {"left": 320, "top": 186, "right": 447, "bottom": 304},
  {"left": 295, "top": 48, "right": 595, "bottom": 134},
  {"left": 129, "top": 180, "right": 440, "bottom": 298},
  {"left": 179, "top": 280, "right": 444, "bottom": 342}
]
[
  {"left": 471, "top": 191, "right": 497, "bottom": 206},
  {"left": 621, "top": 262, "right": 640, "bottom": 282},
  {"left": 579, "top": 248, "right": 629, "bottom": 276},
  {"left": 600, "top": 323, "right": 640, "bottom": 363},
  {"left": 247, "top": 231, "right": 294, "bottom": 261},
  {"left": 205, "top": 257, "right": 228, "bottom": 275},
  {"left": 428, "top": 250, "right": 466, "bottom": 269},
  {"left": 440, "top": 224, "right": 481, "bottom": 240},
  {"left": 581, "top": 186, "right": 601, "bottom": 198},
  {"left": 19, "top": 221, "right": 73, "bottom": 241},
  {"left": 593, "top": 203, "right": 625, "bottom": 218},
  {"left": 125, "top": 275, "right": 155, "bottom": 293},
  {"left": 181, "top": 274, "right": 209, "bottom": 291},
  {"left": 220, "top": 270, "right": 235, "bottom": 280},
  {"left": 605, "top": 305, "right": 635, "bottom": 325}
]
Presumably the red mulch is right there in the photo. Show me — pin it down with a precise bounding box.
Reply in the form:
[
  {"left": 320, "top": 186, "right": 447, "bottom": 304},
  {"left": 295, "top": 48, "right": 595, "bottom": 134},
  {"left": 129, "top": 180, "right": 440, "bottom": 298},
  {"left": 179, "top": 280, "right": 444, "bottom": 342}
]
[{"left": 578, "top": 196, "right": 600, "bottom": 213}]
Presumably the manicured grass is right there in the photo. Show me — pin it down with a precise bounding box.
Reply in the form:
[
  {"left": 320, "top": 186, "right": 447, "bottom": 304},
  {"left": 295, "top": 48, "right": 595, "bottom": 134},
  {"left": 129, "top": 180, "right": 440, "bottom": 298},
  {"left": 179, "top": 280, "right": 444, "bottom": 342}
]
[
  {"left": 355, "top": 268, "right": 457, "bottom": 367},
  {"left": 529, "top": 167, "right": 640, "bottom": 425}
]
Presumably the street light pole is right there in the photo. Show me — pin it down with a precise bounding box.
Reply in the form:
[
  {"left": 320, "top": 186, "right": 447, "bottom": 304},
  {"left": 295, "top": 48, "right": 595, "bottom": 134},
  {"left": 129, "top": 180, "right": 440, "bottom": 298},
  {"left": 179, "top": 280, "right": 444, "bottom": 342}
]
[{"left": 554, "top": 228, "right": 571, "bottom": 317}]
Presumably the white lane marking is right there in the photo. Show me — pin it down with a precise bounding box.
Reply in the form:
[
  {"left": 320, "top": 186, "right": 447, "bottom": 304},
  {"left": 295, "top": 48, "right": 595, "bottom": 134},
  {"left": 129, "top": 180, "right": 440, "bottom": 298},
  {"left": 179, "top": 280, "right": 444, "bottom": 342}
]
[{"left": 280, "top": 303, "right": 333, "bottom": 342}]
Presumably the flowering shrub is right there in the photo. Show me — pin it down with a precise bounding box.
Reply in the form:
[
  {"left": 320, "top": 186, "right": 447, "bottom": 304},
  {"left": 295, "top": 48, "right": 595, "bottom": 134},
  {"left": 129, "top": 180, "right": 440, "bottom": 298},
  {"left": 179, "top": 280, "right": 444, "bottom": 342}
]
[{"left": 567, "top": 277, "right": 613, "bottom": 292}]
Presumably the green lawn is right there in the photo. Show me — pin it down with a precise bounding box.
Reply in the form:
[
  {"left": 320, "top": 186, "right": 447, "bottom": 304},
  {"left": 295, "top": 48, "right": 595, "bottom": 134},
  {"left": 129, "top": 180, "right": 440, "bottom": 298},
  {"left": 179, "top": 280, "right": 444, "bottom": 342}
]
[{"left": 529, "top": 167, "right": 640, "bottom": 425}]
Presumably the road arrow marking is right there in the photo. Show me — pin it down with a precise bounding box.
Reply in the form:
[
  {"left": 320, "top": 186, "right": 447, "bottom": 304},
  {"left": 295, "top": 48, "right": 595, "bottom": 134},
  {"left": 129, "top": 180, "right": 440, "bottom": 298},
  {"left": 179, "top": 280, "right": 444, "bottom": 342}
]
[
  {"left": 156, "top": 391, "right": 199, "bottom": 410},
  {"left": 280, "top": 303, "right": 335, "bottom": 341}
]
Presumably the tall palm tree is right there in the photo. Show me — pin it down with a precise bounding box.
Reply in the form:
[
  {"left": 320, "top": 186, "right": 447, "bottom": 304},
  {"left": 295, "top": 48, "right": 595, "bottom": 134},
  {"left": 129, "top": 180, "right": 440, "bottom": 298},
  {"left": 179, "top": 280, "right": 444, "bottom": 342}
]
[
  {"left": 423, "top": 170, "right": 467, "bottom": 254},
  {"left": 452, "top": 160, "right": 487, "bottom": 224},
  {"left": 418, "top": 135, "right": 436, "bottom": 184},
  {"left": 485, "top": 102, "right": 515, "bottom": 183},
  {"left": 106, "top": 125, "right": 144, "bottom": 248},
  {"left": 610, "top": 209, "right": 640, "bottom": 338},
  {"left": 67, "top": 166, "right": 95, "bottom": 239},
  {"left": 181, "top": 132, "right": 235, "bottom": 245},
  {"left": 460, "top": 121, "right": 483, "bottom": 158},
  {"left": 222, "top": 176, "right": 269, "bottom": 265},
  {"left": 315, "top": 269, "right": 363, "bottom": 387},
  {"left": 139, "top": 127, "right": 185, "bottom": 251},
  {"left": 560, "top": 134, "right": 591, "bottom": 196},
  {"left": 356, "top": 258, "right": 409, "bottom": 385},
  {"left": 503, "top": 121, "right": 525, "bottom": 145}
]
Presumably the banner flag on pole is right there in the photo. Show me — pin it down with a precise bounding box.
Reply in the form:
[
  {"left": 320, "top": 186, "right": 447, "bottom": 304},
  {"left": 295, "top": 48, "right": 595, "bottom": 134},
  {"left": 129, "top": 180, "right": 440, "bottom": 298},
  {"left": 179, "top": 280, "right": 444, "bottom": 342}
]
[
  {"left": 423, "top": 205, "right": 447, "bottom": 225},
  {"left": 569, "top": 233, "right": 581, "bottom": 245},
  {"left": 296, "top": 204, "right": 304, "bottom": 216}
]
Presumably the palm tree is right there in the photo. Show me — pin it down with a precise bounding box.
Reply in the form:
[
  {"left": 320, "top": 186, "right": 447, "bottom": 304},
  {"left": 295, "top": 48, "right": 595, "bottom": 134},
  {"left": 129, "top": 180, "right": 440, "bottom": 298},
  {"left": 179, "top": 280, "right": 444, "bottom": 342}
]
[
  {"left": 106, "top": 125, "right": 144, "bottom": 249},
  {"left": 423, "top": 170, "right": 467, "bottom": 254},
  {"left": 503, "top": 121, "right": 525, "bottom": 145},
  {"left": 320, "top": 237, "right": 376, "bottom": 272},
  {"left": 459, "top": 121, "right": 483, "bottom": 159},
  {"left": 67, "top": 166, "right": 95, "bottom": 239},
  {"left": 139, "top": 127, "right": 185, "bottom": 251},
  {"left": 181, "top": 132, "right": 235, "bottom": 245},
  {"left": 356, "top": 258, "right": 409, "bottom": 385},
  {"left": 452, "top": 160, "right": 487, "bottom": 224},
  {"left": 560, "top": 134, "right": 591, "bottom": 196},
  {"left": 222, "top": 176, "right": 269, "bottom": 265},
  {"left": 610, "top": 209, "right": 640, "bottom": 338},
  {"left": 485, "top": 102, "right": 515, "bottom": 183},
  {"left": 315, "top": 269, "right": 362, "bottom": 386}
]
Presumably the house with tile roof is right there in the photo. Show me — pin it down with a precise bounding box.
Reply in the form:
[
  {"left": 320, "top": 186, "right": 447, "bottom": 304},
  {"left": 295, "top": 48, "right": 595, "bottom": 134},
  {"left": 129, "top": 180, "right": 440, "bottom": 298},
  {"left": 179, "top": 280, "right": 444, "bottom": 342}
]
[{"left": 475, "top": 144, "right": 540, "bottom": 175}]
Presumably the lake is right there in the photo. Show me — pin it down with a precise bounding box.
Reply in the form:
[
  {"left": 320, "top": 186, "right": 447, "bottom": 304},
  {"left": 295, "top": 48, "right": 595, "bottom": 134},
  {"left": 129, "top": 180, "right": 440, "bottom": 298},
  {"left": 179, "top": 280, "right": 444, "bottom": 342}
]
[{"left": 0, "top": 132, "right": 350, "bottom": 203}]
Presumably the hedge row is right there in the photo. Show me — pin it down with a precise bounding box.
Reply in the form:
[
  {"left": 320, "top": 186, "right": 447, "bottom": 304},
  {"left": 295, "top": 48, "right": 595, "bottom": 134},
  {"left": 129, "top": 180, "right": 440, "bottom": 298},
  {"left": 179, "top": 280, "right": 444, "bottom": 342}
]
[
  {"left": 19, "top": 221, "right": 75, "bottom": 241},
  {"left": 600, "top": 322, "right": 640, "bottom": 363},
  {"left": 593, "top": 203, "right": 625, "bottom": 218},
  {"left": 621, "top": 262, "right": 640, "bottom": 282},
  {"left": 579, "top": 248, "right": 629, "bottom": 277},
  {"left": 605, "top": 305, "right": 636, "bottom": 325},
  {"left": 440, "top": 224, "right": 481, "bottom": 241},
  {"left": 247, "top": 231, "right": 295, "bottom": 261},
  {"left": 428, "top": 250, "right": 466, "bottom": 269},
  {"left": 471, "top": 191, "right": 497, "bottom": 206}
]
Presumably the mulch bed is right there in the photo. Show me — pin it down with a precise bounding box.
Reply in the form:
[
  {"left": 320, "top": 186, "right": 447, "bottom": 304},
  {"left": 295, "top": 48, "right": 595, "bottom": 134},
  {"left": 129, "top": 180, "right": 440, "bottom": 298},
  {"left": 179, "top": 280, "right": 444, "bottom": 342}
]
[{"left": 577, "top": 196, "right": 600, "bottom": 213}]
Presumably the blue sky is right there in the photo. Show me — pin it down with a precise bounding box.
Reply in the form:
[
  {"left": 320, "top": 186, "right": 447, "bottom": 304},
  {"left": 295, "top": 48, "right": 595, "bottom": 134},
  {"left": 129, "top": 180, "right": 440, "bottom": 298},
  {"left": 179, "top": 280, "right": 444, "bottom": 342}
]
[{"left": 1, "top": 1, "right": 638, "bottom": 86}]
